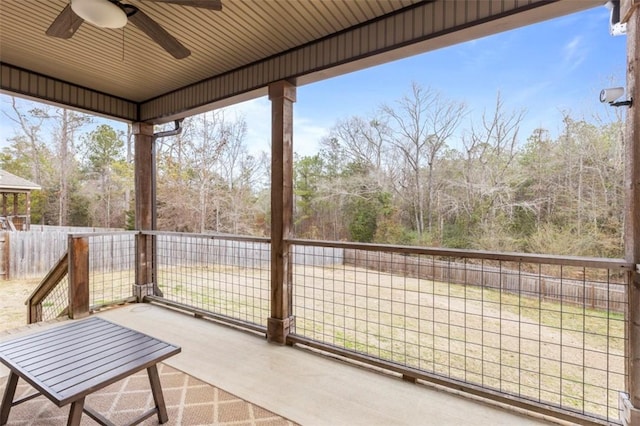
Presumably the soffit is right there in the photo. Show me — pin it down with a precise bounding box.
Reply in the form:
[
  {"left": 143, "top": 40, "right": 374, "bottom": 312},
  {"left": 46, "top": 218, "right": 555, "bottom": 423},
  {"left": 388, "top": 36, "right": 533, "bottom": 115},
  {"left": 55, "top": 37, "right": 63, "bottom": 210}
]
[
  {"left": 0, "top": 0, "right": 419, "bottom": 103},
  {"left": 0, "top": 0, "right": 606, "bottom": 122}
]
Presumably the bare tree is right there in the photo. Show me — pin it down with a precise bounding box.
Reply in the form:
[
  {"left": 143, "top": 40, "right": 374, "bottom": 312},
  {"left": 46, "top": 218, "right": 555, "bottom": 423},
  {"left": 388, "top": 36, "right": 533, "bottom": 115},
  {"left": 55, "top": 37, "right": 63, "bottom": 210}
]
[
  {"left": 51, "top": 108, "right": 90, "bottom": 225},
  {"left": 214, "top": 116, "right": 262, "bottom": 234},
  {"left": 5, "top": 99, "right": 89, "bottom": 225},
  {"left": 6, "top": 98, "right": 48, "bottom": 184},
  {"left": 187, "top": 112, "right": 228, "bottom": 233},
  {"left": 383, "top": 82, "right": 466, "bottom": 236},
  {"left": 323, "top": 115, "right": 390, "bottom": 184},
  {"left": 458, "top": 92, "right": 524, "bottom": 245},
  {"left": 156, "top": 111, "right": 257, "bottom": 233}
]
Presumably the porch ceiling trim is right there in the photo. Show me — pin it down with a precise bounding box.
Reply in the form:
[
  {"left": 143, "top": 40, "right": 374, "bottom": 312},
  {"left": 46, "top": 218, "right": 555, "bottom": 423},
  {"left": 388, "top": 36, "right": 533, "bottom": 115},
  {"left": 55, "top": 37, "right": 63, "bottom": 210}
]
[{"left": 0, "top": 63, "right": 138, "bottom": 122}]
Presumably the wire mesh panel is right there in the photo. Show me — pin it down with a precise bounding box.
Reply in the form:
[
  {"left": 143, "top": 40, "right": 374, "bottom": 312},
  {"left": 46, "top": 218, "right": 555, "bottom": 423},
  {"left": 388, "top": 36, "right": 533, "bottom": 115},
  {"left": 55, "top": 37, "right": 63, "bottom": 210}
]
[
  {"left": 291, "top": 244, "right": 628, "bottom": 424},
  {"left": 41, "top": 275, "right": 69, "bottom": 321},
  {"left": 86, "top": 233, "right": 136, "bottom": 308},
  {"left": 155, "top": 233, "right": 271, "bottom": 327}
]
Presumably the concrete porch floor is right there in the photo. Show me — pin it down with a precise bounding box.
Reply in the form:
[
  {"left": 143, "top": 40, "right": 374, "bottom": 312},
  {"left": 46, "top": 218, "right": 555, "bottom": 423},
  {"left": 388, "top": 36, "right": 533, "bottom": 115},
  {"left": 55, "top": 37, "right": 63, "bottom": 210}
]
[{"left": 0, "top": 304, "right": 569, "bottom": 426}]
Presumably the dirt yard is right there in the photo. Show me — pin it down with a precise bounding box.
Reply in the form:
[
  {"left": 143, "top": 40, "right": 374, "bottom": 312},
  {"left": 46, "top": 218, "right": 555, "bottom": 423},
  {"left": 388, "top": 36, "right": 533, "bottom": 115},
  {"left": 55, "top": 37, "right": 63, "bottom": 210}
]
[{"left": 0, "top": 279, "right": 40, "bottom": 332}]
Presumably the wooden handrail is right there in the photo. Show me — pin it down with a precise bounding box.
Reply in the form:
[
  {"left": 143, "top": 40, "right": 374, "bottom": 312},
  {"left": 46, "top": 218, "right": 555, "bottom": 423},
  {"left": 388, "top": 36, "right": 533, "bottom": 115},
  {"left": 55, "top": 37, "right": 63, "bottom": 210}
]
[
  {"left": 25, "top": 252, "right": 68, "bottom": 324},
  {"left": 141, "top": 230, "right": 270, "bottom": 244},
  {"left": 289, "top": 238, "right": 633, "bottom": 270}
]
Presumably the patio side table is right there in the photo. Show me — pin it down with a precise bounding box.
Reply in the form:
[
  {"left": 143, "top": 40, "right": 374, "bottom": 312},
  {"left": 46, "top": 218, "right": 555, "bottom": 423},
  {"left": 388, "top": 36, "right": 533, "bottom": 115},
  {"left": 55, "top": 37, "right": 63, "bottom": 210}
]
[{"left": 0, "top": 316, "right": 181, "bottom": 425}]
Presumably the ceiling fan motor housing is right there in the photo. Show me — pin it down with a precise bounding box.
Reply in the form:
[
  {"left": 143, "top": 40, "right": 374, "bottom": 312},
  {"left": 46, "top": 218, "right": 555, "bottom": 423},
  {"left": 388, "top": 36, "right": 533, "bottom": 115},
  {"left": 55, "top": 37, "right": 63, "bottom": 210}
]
[
  {"left": 71, "top": 0, "right": 128, "bottom": 28},
  {"left": 48, "top": 0, "right": 223, "bottom": 59}
]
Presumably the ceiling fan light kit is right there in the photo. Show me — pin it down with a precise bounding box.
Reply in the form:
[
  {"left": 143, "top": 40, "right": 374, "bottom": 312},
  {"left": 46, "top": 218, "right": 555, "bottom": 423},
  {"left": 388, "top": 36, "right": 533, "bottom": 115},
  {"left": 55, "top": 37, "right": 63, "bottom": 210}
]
[
  {"left": 48, "top": 0, "right": 222, "bottom": 59},
  {"left": 71, "top": 0, "right": 127, "bottom": 28}
]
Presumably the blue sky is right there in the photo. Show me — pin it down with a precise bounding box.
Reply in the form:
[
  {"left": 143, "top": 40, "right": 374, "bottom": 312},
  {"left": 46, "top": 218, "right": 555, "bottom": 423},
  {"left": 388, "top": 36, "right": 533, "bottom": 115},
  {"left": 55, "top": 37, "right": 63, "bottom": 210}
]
[{"left": 0, "top": 3, "right": 628, "bottom": 157}]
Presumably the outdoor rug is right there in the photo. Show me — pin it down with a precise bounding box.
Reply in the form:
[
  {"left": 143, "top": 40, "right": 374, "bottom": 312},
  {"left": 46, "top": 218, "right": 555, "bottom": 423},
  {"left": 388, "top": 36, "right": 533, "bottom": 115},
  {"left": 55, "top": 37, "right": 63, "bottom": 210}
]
[{"left": 0, "top": 363, "right": 298, "bottom": 425}]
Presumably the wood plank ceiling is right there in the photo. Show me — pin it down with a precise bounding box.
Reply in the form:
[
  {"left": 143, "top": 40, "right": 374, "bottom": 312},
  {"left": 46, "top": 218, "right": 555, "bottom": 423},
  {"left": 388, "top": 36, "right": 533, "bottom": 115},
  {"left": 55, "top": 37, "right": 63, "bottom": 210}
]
[
  {"left": 0, "top": 0, "right": 603, "bottom": 123},
  {"left": 0, "top": 0, "right": 418, "bottom": 102}
]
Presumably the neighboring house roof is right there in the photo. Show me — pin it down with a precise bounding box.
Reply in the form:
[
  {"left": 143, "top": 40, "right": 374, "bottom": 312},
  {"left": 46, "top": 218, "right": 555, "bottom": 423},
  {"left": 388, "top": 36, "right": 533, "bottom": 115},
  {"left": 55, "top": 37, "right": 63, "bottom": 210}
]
[{"left": 0, "top": 170, "right": 41, "bottom": 192}]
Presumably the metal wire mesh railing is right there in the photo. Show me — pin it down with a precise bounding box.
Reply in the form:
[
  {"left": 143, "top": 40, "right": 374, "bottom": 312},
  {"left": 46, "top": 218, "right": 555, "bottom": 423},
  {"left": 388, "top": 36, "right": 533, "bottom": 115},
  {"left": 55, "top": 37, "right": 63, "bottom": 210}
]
[
  {"left": 153, "top": 232, "right": 271, "bottom": 328},
  {"left": 86, "top": 232, "right": 137, "bottom": 309},
  {"left": 40, "top": 274, "right": 69, "bottom": 321},
  {"left": 27, "top": 233, "right": 137, "bottom": 323},
  {"left": 289, "top": 241, "right": 629, "bottom": 424},
  {"left": 28, "top": 230, "right": 629, "bottom": 423}
]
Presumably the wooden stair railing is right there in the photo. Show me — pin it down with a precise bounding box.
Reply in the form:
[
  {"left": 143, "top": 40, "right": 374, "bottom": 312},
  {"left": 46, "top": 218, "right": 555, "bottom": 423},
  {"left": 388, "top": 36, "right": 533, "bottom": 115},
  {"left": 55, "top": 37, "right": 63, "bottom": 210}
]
[{"left": 25, "top": 252, "right": 69, "bottom": 324}]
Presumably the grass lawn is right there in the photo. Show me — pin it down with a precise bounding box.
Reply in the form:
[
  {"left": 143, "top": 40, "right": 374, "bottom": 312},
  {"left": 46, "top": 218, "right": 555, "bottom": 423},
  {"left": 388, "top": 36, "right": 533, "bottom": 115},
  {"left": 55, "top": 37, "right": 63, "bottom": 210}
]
[
  {"left": 0, "top": 278, "right": 40, "bottom": 332},
  {"left": 155, "top": 262, "right": 628, "bottom": 421},
  {"left": 6, "top": 261, "right": 626, "bottom": 422}
]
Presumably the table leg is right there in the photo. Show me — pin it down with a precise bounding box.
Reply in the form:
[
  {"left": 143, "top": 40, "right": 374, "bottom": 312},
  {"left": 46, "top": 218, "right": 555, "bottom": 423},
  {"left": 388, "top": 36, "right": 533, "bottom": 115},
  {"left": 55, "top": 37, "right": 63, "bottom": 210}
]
[
  {"left": 0, "top": 371, "right": 18, "bottom": 425},
  {"left": 147, "top": 364, "right": 168, "bottom": 424},
  {"left": 67, "top": 397, "right": 85, "bottom": 426}
]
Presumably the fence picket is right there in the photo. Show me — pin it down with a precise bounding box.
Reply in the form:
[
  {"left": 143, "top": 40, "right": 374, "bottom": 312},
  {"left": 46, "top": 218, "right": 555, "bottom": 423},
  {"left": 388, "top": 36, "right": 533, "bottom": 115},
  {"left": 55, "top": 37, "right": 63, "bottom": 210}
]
[{"left": 3, "top": 229, "right": 126, "bottom": 279}]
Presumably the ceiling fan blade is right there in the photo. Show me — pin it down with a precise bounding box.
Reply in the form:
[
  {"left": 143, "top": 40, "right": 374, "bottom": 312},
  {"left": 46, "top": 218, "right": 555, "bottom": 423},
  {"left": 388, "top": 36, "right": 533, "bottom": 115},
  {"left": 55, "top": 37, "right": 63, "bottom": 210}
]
[
  {"left": 46, "top": 4, "right": 84, "bottom": 39},
  {"left": 144, "top": 0, "right": 222, "bottom": 11},
  {"left": 128, "top": 9, "right": 191, "bottom": 59}
]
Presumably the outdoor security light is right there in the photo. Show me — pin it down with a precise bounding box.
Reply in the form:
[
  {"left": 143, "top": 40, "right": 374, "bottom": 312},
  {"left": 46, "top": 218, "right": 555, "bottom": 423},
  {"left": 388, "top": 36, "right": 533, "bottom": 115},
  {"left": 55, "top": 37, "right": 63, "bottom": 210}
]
[{"left": 600, "top": 87, "right": 633, "bottom": 108}]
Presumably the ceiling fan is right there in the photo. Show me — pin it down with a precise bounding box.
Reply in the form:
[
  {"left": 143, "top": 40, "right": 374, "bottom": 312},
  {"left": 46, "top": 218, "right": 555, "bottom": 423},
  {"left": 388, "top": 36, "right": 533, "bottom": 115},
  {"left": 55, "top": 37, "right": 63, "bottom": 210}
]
[{"left": 46, "top": 0, "right": 223, "bottom": 59}]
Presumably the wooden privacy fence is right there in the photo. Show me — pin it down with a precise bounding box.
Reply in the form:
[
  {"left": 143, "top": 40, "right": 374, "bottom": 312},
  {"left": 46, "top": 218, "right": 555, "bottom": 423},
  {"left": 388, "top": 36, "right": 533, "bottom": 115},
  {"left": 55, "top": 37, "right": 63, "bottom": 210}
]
[
  {"left": 5, "top": 229, "right": 628, "bottom": 314},
  {"left": 1, "top": 230, "right": 345, "bottom": 280},
  {"left": 3, "top": 231, "right": 68, "bottom": 279},
  {"left": 153, "top": 232, "right": 343, "bottom": 269},
  {"left": 344, "top": 249, "right": 628, "bottom": 313},
  {"left": 1, "top": 229, "right": 127, "bottom": 280}
]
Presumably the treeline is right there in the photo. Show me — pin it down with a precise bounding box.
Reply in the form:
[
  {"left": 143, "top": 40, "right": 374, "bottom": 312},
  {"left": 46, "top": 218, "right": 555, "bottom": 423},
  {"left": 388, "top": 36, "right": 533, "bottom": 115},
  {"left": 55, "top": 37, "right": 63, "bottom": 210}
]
[
  {"left": 0, "top": 83, "right": 626, "bottom": 257},
  {"left": 297, "top": 84, "right": 625, "bottom": 257},
  {"left": 1, "top": 98, "right": 132, "bottom": 228}
]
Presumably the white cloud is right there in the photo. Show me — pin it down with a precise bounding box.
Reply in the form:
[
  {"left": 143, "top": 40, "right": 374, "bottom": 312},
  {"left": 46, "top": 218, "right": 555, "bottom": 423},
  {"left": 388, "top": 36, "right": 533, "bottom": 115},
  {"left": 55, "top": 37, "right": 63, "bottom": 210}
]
[
  {"left": 293, "top": 117, "right": 328, "bottom": 157},
  {"left": 221, "top": 97, "right": 271, "bottom": 156},
  {"left": 221, "top": 97, "right": 327, "bottom": 157},
  {"left": 562, "top": 36, "right": 587, "bottom": 72},
  {"left": 511, "top": 81, "right": 553, "bottom": 104}
]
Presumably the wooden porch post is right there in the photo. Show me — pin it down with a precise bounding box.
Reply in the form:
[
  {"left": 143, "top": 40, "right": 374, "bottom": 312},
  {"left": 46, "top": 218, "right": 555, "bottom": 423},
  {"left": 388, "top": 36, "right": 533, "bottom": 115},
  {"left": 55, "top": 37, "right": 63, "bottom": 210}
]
[
  {"left": 25, "top": 192, "right": 31, "bottom": 231},
  {"left": 624, "top": 0, "right": 640, "bottom": 424},
  {"left": 268, "top": 80, "right": 296, "bottom": 344},
  {"left": 133, "top": 123, "right": 156, "bottom": 302},
  {"left": 68, "top": 236, "right": 89, "bottom": 319}
]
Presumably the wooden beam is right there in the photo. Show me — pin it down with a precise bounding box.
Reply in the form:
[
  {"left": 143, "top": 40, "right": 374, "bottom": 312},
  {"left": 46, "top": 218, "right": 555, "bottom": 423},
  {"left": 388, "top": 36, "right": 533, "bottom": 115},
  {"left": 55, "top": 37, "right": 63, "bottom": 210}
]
[
  {"left": 622, "top": 0, "right": 640, "bottom": 23},
  {"left": 2, "top": 233, "right": 9, "bottom": 282},
  {"left": 133, "top": 123, "right": 156, "bottom": 300},
  {"left": 25, "top": 192, "right": 31, "bottom": 231},
  {"left": 68, "top": 236, "right": 89, "bottom": 319},
  {"left": 0, "top": 64, "right": 139, "bottom": 122},
  {"left": 134, "top": 123, "right": 155, "bottom": 231},
  {"left": 624, "top": 0, "right": 640, "bottom": 423},
  {"left": 268, "top": 80, "right": 296, "bottom": 344}
]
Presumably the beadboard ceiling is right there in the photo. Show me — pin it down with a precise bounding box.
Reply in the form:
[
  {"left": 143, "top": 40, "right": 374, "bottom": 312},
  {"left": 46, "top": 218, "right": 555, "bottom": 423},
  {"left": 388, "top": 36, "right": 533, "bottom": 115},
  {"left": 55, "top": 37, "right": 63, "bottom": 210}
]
[
  {"left": 0, "top": 0, "right": 418, "bottom": 101},
  {"left": 0, "top": 0, "right": 603, "bottom": 122}
]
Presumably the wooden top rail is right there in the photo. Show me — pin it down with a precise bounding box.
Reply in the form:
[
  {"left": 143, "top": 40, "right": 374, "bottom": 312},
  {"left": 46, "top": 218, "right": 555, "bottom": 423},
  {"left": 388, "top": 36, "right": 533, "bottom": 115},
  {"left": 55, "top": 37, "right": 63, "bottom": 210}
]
[
  {"left": 25, "top": 252, "right": 68, "bottom": 324},
  {"left": 289, "top": 238, "right": 633, "bottom": 271},
  {"left": 141, "top": 230, "right": 270, "bottom": 244},
  {"left": 63, "top": 231, "right": 632, "bottom": 270},
  {"left": 67, "top": 231, "right": 138, "bottom": 238}
]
